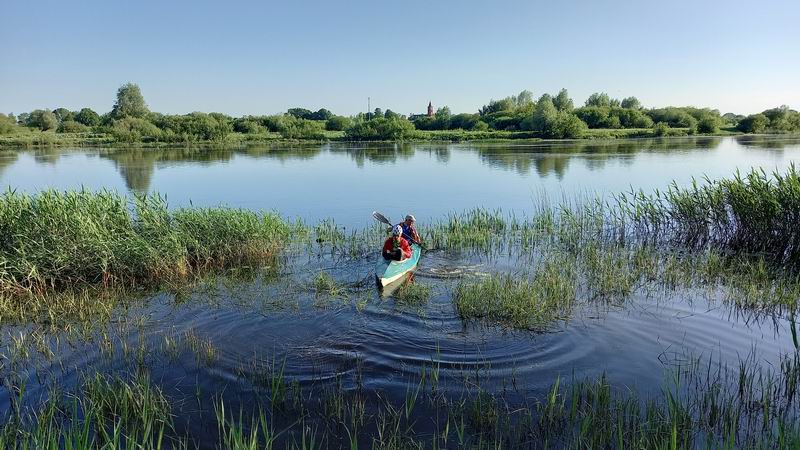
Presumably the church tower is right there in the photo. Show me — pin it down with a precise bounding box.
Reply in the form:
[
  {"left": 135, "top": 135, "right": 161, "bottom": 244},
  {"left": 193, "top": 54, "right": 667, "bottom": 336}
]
[{"left": 427, "top": 101, "right": 433, "bottom": 117}]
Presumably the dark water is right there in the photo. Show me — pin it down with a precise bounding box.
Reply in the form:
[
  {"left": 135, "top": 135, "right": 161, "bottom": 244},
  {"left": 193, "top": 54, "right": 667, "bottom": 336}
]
[
  {"left": 2, "top": 136, "right": 800, "bottom": 446},
  {"left": 1, "top": 136, "right": 800, "bottom": 228}
]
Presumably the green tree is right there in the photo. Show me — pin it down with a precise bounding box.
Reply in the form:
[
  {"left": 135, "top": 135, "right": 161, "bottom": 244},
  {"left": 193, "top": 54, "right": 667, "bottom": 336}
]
[
  {"left": 384, "top": 109, "right": 401, "bottom": 120},
  {"left": 111, "top": 83, "right": 149, "bottom": 119},
  {"left": 553, "top": 89, "right": 574, "bottom": 112},
  {"left": 325, "top": 115, "right": 353, "bottom": 131},
  {"left": 434, "top": 106, "right": 452, "bottom": 129},
  {"left": 546, "top": 112, "right": 587, "bottom": 138},
  {"left": 0, "top": 113, "right": 16, "bottom": 134},
  {"left": 345, "top": 117, "right": 415, "bottom": 140},
  {"left": 57, "top": 121, "right": 89, "bottom": 133},
  {"left": 585, "top": 92, "right": 615, "bottom": 108},
  {"left": 75, "top": 108, "right": 100, "bottom": 126},
  {"left": 737, "top": 114, "right": 769, "bottom": 133},
  {"left": 287, "top": 108, "right": 313, "bottom": 119},
  {"left": 620, "top": 97, "right": 642, "bottom": 109},
  {"left": 26, "top": 109, "right": 59, "bottom": 130},
  {"left": 697, "top": 116, "right": 720, "bottom": 134},
  {"left": 373, "top": 108, "right": 383, "bottom": 119},
  {"left": 53, "top": 108, "right": 74, "bottom": 123},
  {"left": 309, "top": 108, "right": 333, "bottom": 121},
  {"left": 521, "top": 95, "right": 557, "bottom": 132}
]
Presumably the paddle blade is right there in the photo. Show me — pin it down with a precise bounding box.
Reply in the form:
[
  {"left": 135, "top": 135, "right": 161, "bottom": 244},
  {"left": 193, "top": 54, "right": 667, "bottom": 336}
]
[{"left": 372, "top": 211, "right": 392, "bottom": 225}]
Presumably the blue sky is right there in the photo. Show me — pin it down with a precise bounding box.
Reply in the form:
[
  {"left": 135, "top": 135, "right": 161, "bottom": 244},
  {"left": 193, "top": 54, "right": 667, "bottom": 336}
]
[{"left": 2, "top": 0, "right": 798, "bottom": 116}]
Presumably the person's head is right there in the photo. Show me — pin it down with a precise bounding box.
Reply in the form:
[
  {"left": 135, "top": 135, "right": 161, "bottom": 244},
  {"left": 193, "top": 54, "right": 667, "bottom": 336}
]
[
  {"left": 404, "top": 214, "right": 416, "bottom": 226},
  {"left": 392, "top": 224, "right": 403, "bottom": 237}
]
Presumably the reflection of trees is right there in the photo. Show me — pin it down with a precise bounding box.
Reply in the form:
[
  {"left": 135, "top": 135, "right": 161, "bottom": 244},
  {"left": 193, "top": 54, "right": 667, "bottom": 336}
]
[
  {"left": 533, "top": 156, "right": 569, "bottom": 179},
  {"left": 735, "top": 135, "right": 800, "bottom": 150},
  {"left": 328, "top": 142, "right": 415, "bottom": 165},
  {"left": 33, "top": 148, "right": 61, "bottom": 165},
  {"left": 0, "top": 151, "right": 19, "bottom": 180}
]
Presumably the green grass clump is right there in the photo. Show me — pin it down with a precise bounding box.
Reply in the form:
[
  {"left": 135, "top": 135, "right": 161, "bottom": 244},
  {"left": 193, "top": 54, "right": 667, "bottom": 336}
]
[
  {"left": 454, "top": 256, "right": 576, "bottom": 329},
  {"left": 0, "top": 189, "right": 297, "bottom": 294},
  {"left": 311, "top": 272, "right": 344, "bottom": 298},
  {"left": 394, "top": 281, "right": 431, "bottom": 304}
]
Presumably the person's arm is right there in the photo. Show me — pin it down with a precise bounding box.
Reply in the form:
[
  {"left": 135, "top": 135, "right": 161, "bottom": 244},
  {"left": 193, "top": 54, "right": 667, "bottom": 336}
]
[{"left": 401, "top": 239, "right": 412, "bottom": 258}]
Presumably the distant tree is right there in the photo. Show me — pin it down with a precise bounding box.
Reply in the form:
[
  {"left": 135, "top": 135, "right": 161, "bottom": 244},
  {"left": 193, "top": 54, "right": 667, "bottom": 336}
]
[
  {"left": 384, "top": 109, "right": 401, "bottom": 120},
  {"left": 287, "top": 108, "right": 313, "bottom": 119},
  {"left": 471, "top": 120, "right": 489, "bottom": 131},
  {"left": 111, "top": 83, "right": 149, "bottom": 119},
  {"left": 373, "top": 108, "right": 383, "bottom": 119},
  {"left": 479, "top": 98, "right": 514, "bottom": 116},
  {"left": 513, "top": 90, "right": 534, "bottom": 109},
  {"left": 345, "top": 116, "right": 415, "bottom": 140},
  {"left": 233, "top": 117, "right": 265, "bottom": 134},
  {"left": 697, "top": 116, "right": 720, "bottom": 134},
  {"left": 325, "top": 115, "right": 353, "bottom": 131},
  {"left": 521, "top": 95, "right": 557, "bottom": 132},
  {"left": 449, "top": 113, "right": 480, "bottom": 130},
  {"left": 721, "top": 113, "right": 744, "bottom": 127},
  {"left": 53, "top": 108, "right": 74, "bottom": 123},
  {"left": 16, "top": 112, "right": 29, "bottom": 126},
  {"left": 57, "top": 121, "right": 89, "bottom": 133},
  {"left": 309, "top": 108, "right": 333, "bottom": 121},
  {"left": 585, "top": 92, "right": 615, "bottom": 108},
  {"left": 546, "top": 112, "right": 587, "bottom": 138},
  {"left": 111, "top": 117, "right": 161, "bottom": 142},
  {"left": 620, "top": 97, "right": 642, "bottom": 109},
  {"left": 653, "top": 122, "right": 671, "bottom": 136},
  {"left": 26, "top": 109, "right": 59, "bottom": 131},
  {"left": 0, "top": 113, "right": 16, "bottom": 134},
  {"left": 737, "top": 114, "right": 769, "bottom": 133},
  {"left": 553, "top": 89, "right": 574, "bottom": 112},
  {"left": 74, "top": 108, "right": 100, "bottom": 126},
  {"left": 433, "top": 106, "right": 452, "bottom": 129}
]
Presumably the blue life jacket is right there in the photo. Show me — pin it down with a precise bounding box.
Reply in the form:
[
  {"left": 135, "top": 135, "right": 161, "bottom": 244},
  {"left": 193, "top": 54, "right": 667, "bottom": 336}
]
[{"left": 400, "top": 223, "right": 416, "bottom": 243}]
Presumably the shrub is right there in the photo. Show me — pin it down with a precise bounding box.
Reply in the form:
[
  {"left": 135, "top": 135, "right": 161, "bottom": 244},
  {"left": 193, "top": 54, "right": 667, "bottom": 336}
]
[
  {"left": 26, "top": 109, "right": 59, "bottom": 131},
  {"left": 345, "top": 117, "right": 415, "bottom": 140},
  {"left": 545, "top": 113, "right": 587, "bottom": 139},
  {"left": 233, "top": 118, "right": 265, "bottom": 134},
  {"left": 697, "top": 116, "right": 719, "bottom": 134},
  {"left": 0, "top": 113, "right": 16, "bottom": 134},
  {"left": 110, "top": 117, "right": 162, "bottom": 142},
  {"left": 279, "top": 117, "right": 325, "bottom": 139},
  {"left": 57, "top": 121, "right": 90, "bottom": 133},
  {"left": 325, "top": 116, "right": 352, "bottom": 131},
  {"left": 653, "top": 122, "right": 670, "bottom": 136},
  {"left": 75, "top": 108, "right": 101, "bottom": 126},
  {"left": 737, "top": 114, "right": 769, "bottom": 133}
]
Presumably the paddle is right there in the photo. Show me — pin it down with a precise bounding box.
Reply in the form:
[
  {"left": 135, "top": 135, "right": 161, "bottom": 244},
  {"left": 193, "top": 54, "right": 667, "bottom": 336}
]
[{"left": 372, "top": 211, "right": 426, "bottom": 249}]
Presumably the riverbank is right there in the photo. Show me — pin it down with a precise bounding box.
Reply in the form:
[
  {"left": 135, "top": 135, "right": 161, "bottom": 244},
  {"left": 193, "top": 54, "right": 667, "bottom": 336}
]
[{"left": 0, "top": 127, "right": 754, "bottom": 150}]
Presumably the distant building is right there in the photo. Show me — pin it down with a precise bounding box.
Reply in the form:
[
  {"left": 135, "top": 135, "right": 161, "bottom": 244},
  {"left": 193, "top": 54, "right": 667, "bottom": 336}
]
[{"left": 409, "top": 102, "right": 435, "bottom": 121}]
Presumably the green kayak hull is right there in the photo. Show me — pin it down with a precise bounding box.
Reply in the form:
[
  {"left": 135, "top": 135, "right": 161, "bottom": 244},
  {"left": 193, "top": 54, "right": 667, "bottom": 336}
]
[{"left": 375, "top": 244, "right": 421, "bottom": 287}]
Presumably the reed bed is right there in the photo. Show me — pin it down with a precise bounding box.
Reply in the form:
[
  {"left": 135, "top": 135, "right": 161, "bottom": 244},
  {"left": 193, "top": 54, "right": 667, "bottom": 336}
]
[
  {"left": 0, "top": 190, "right": 298, "bottom": 295},
  {"left": 3, "top": 351, "right": 800, "bottom": 449}
]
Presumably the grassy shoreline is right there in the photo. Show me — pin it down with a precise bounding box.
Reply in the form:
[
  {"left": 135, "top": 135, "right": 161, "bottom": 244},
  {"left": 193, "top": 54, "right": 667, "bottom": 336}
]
[{"left": 0, "top": 128, "right": 761, "bottom": 150}]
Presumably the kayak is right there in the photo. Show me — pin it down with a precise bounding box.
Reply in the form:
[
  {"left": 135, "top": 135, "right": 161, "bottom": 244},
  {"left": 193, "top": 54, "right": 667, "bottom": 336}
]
[{"left": 375, "top": 244, "right": 421, "bottom": 287}]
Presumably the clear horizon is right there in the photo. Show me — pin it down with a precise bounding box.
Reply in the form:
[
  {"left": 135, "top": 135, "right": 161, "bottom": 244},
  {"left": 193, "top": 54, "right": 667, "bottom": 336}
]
[{"left": 2, "top": 0, "right": 799, "bottom": 117}]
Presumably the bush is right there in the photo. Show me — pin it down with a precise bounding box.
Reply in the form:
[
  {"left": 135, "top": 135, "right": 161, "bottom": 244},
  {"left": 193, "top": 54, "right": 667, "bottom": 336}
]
[
  {"left": 545, "top": 113, "right": 587, "bottom": 138},
  {"left": 233, "top": 117, "right": 265, "bottom": 134},
  {"left": 737, "top": 114, "right": 769, "bottom": 134},
  {"left": 344, "top": 117, "right": 415, "bottom": 140},
  {"left": 26, "top": 109, "right": 59, "bottom": 131},
  {"left": 279, "top": 117, "right": 325, "bottom": 139},
  {"left": 471, "top": 121, "right": 490, "bottom": 132},
  {"left": 151, "top": 113, "right": 232, "bottom": 141},
  {"left": 75, "top": 108, "right": 101, "bottom": 127},
  {"left": 697, "top": 116, "right": 719, "bottom": 134},
  {"left": 0, "top": 113, "right": 16, "bottom": 134},
  {"left": 110, "top": 117, "right": 162, "bottom": 142},
  {"left": 325, "top": 116, "right": 352, "bottom": 131},
  {"left": 653, "top": 122, "right": 671, "bottom": 136},
  {"left": 57, "top": 121, "right": 90, "bottom": 133}
]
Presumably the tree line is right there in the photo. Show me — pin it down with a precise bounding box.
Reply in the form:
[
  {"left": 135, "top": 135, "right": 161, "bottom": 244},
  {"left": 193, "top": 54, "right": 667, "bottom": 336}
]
[{"left": 1, "top": 84, "right": 798, "bottom": 142}]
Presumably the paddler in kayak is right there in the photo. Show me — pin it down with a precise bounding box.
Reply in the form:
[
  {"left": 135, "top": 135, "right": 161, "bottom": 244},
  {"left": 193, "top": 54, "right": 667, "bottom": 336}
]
[
  {"left": 399, "top": 214, "right": 422, "bottom": 246},
  {"left": 382, "top": 225, "right": 413, "bottom": 261}
]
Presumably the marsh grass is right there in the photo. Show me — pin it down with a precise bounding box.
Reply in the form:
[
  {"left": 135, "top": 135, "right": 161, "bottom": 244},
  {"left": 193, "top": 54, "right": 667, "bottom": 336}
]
[
  {"left": 394, "top": 281, "right": 431, "bottom": 305},
  {"left": 0, "top": 190, "right": 297, "bottom": 295},
  {"left": 453, "top": 254, "right": 577, "bottom": 330}
]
